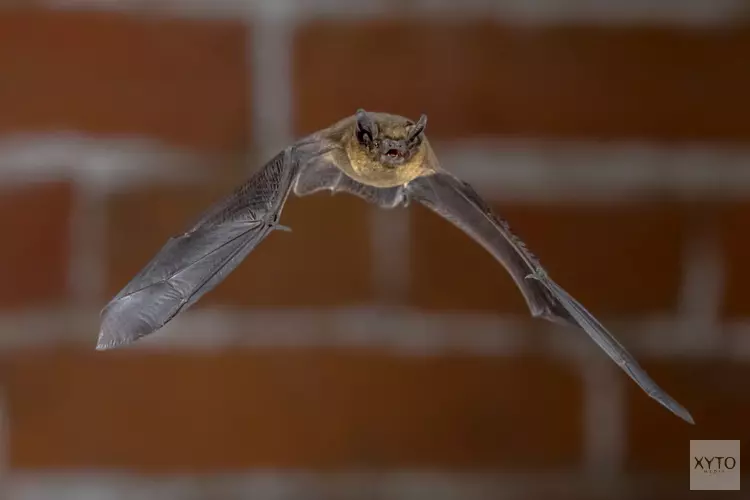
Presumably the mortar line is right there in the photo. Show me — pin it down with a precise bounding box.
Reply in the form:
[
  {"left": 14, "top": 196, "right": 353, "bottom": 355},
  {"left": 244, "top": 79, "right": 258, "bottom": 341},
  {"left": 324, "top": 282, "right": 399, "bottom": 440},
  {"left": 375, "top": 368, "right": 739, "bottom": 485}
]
[
  {"left": 67, "top": 178, "right": 108, "bottom": 310},
  {"left": 676, "top": 210, "right": 724, "bottom": 348}
]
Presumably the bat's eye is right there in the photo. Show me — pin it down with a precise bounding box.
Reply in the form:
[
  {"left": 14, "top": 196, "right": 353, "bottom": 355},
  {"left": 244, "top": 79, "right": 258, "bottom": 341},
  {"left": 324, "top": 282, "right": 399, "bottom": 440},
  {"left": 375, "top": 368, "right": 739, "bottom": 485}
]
[{"left": 387, "top": 149, "right": 399, "bottom": 157}]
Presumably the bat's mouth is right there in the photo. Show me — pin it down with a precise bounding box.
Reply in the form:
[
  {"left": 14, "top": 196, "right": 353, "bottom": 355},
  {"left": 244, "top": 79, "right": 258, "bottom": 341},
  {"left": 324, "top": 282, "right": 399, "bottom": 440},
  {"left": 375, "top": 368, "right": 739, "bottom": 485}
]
[{"left": 381, "top": 150, "right": 403, "bottom": 168}]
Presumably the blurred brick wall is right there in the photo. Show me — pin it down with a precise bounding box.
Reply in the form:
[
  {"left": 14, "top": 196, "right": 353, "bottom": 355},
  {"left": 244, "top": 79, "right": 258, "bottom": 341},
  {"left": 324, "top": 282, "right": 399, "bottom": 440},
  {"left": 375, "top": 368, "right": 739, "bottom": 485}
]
[{"left": 0, "top": 2, "right": 749, "bottom": 499}]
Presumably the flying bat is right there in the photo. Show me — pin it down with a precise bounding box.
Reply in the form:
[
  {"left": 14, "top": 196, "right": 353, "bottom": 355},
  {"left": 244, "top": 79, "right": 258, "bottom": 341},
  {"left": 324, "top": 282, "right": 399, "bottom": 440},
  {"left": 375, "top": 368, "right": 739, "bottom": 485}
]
[{"left": 98, "top": 109, "right": 694, "bottom": 424}]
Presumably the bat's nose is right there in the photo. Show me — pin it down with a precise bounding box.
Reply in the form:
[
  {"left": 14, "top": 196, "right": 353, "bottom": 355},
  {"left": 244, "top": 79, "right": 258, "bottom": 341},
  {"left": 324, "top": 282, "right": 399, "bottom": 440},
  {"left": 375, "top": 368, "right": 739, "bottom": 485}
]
[{"left": 382, "top": 139, "right": 407, "bottom": 154}]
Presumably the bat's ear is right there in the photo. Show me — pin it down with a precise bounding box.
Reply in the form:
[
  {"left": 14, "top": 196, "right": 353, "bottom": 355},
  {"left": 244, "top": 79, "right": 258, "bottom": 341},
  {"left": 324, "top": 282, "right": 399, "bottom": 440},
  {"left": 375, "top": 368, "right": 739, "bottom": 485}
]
[
  {"left": 408, "top": 114, "right": 427, "bottom": 140},
  {"left": 355, "top": 108, "right": 377, "bottom": 144}
]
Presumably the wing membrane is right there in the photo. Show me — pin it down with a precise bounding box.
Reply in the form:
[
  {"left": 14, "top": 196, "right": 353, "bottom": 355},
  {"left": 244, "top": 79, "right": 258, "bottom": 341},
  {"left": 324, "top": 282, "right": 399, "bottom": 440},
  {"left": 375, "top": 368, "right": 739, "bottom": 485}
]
[
  {"left": 98, "top": 149, "right": 298, "bottom": 349},
  {"left": 407, "top": 170, "right": 694, "bottom": 424}
]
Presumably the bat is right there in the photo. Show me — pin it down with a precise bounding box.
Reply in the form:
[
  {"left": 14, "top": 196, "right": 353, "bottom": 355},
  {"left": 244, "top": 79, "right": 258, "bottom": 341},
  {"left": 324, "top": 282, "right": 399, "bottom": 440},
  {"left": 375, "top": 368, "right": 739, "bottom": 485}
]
[{"left": 98, "top": 109, "right": 694, "bottom": 424}]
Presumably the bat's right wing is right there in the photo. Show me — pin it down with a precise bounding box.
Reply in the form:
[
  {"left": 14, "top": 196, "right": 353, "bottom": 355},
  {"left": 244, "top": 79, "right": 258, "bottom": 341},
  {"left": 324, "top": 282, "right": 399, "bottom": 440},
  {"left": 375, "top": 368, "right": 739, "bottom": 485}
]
[{"left": 98, "top": 148, "right": 301, "bottom": 350}]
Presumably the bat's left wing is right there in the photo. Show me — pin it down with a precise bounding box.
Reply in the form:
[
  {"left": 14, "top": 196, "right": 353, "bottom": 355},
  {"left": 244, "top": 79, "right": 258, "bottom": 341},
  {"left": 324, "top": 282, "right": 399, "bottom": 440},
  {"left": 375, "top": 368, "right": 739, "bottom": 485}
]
[{"left": 406, "top": 169, "right": 694, "bottom": 424}]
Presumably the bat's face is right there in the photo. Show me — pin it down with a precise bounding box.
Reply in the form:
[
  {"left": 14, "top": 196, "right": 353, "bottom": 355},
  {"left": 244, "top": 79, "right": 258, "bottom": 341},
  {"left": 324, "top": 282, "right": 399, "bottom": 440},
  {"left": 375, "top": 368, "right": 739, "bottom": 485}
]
[
  {"left": 355, "top": 110, "right": 426, "bottom": 168},
  {"left": 343, "top": 109, "right": 430, "bottom": 187}
]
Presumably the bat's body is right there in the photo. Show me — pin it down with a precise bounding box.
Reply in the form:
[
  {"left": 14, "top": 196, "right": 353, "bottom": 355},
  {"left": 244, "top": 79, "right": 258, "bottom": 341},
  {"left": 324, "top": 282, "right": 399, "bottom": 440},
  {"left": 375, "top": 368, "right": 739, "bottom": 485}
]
[{"left": 99, "top": 110, "right": 694, "bottom": 425}]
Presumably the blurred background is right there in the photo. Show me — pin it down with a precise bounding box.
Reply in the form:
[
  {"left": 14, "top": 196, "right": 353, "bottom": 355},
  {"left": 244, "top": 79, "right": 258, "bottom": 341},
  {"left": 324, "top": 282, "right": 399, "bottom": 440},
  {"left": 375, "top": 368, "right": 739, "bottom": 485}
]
[{"left": 0, "top": 0, "right": 748, "bottom": 498}]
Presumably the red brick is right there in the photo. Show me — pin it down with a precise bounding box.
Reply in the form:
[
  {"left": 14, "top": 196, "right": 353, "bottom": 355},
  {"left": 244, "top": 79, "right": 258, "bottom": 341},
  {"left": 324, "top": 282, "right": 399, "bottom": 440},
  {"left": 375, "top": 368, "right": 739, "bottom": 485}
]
[
  {"left": 293, "top": 20, "right": 750, "bottom": 142},
  {"left": 3, "top": 346, "right": 583, "bottom": 471},
  {"left": 0, "top": 182, "right": 72, "bottom": 308},
  {"left": 0, "top": 9, "right": 248, "bottom": 151},
  {"left": 625, "top": 360, "right": 750, "bottom": 474},
  {"left": 409, "top": 201, "right": 685, "bottom": 316},
  {"left": 719, "top": 201, "right": 750, "bottom": 318},
  {"left": 104, "top": 182, "right": 373, "bottom": 307}
]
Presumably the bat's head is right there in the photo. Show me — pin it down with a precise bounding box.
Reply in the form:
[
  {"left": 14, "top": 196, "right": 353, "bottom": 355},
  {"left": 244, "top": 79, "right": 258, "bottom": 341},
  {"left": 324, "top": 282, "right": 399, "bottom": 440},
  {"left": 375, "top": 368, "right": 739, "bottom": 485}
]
[{"left": 353, "top": 109, "right": 427, "bottom": 169}]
